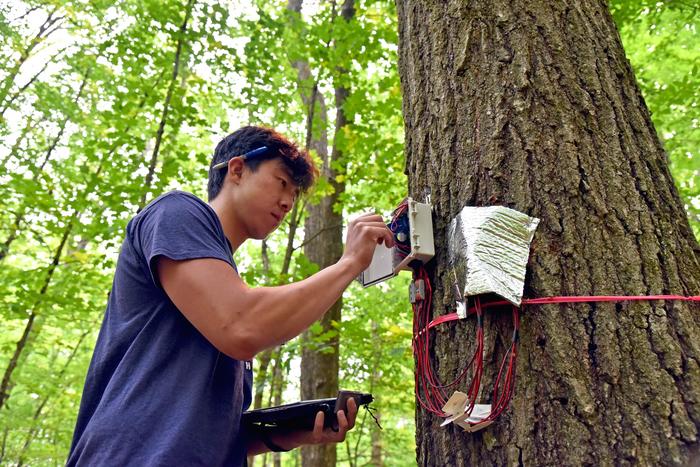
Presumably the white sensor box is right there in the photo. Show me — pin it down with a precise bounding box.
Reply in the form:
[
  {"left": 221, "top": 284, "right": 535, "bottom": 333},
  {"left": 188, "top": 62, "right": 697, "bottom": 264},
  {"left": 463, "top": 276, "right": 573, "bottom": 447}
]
[{"left": 358, "top": 198, "right": 435, "bottom": 287}]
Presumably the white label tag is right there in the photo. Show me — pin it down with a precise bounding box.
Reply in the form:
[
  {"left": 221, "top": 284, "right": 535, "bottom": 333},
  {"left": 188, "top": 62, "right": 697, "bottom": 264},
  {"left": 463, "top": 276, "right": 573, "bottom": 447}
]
[{"left": 440, "top": 391, "right": 492, "bottom": 433}]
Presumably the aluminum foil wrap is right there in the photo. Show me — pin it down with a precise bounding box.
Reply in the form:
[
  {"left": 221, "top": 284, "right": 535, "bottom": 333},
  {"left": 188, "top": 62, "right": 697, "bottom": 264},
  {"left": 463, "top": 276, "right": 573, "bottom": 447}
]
[{"left": 448, "top": 206, "right": 539, "bottom": 309}]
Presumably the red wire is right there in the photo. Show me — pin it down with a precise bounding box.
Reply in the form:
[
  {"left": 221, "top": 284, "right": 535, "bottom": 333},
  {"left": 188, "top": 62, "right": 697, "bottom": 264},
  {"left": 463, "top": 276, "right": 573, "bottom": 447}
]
[
  {"left": 415, "top": 291, "right": 697, "bottom": 427},
  {"left": 524, "top": 295, "right": 700, "bottom": 304},
  {"left": 425, "top": 294, "right": 700, "bottom": 332},
  {"left": 413, "top": 267, "right": 451, "bottom": 415}
]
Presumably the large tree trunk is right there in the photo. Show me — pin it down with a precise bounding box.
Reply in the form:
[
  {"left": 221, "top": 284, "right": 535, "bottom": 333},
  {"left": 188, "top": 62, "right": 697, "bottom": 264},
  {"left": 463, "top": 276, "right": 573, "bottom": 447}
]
[
  {"left": 298, "top": 83, "right": 338, "bottom": 467},
  {"left": 397, "top": 0, "right": 700, "bottom": 465}
]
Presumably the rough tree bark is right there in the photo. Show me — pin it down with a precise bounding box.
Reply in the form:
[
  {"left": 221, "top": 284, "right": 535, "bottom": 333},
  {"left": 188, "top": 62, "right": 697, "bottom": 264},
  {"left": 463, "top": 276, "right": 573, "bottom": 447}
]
[{"left": 397, "top": 0, "right": 700, "bottom": 465}]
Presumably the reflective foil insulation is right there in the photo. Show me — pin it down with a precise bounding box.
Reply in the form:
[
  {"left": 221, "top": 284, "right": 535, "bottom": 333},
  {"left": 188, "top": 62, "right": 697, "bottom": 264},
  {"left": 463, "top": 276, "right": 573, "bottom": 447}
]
[{"left": 447, "top": 206, "right": 540, "bottom": 308}]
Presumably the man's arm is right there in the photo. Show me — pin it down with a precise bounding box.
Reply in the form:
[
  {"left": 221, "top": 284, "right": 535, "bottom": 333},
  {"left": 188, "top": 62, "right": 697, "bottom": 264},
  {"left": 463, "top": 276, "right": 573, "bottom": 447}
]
[{"left": 156, "top": 214, "right": 393, "bottom": 360}]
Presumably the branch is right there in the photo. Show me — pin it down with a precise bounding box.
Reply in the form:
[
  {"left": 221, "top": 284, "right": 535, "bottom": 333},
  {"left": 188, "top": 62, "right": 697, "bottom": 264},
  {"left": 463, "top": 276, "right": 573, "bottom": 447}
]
[
  {"left": 261, "top": 239, "right": 271, "bottom": 274},
  {"left": 0, "top": 46, "right": 69, "bottom": 117},
  {"left": 292, "top": 223, "right": 343, "bottom": 252},
  {"left": 16, "top": 329, "right": 91, "bottom": 464},
  {"left": 138, "top": 0, "right": 196, "bottom": 209},
  {"left": 9, "top": 5, "right": 41, "bottom": 23}
]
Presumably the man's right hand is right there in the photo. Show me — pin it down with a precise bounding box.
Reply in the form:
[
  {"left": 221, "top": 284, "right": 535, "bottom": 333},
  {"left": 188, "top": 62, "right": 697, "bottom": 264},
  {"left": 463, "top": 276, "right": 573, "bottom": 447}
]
[{"left": 340, "top": 213, "right": 395, "bottom": 274}]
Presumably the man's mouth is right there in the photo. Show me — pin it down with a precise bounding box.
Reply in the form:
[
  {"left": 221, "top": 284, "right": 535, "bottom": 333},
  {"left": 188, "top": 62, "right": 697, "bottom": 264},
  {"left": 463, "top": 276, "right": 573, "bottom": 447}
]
[{"left": 271, "top": 213, "right": 282, "bottom": 223}]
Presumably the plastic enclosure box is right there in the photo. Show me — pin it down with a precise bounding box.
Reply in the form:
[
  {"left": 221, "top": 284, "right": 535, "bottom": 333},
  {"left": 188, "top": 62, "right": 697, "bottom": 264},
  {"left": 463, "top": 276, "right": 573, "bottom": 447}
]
[{"left": 358, "top": 198, "right": 434, "bottom": 287}]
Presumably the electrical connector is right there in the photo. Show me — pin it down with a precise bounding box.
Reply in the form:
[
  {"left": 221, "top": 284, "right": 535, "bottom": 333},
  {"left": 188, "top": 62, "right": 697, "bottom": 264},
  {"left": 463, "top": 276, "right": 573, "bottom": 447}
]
[{"left": 409, "top": 279, "right": 425, "bottom": 303}]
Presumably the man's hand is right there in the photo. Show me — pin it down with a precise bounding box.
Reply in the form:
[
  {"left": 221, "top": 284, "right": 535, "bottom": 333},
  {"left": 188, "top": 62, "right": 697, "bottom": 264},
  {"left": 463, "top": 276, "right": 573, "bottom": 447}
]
[
  {"left": 284, "top": 397, "right": 359, "bottom": 447},
  {"left": 341, "top": 213, "right": 395, "bottom": 274},
  {"left": 247, "top": 398, "right": 359, "bottom": 456},
  {"left": 306, "top": 397, "right": 358, "bottom": 445}
]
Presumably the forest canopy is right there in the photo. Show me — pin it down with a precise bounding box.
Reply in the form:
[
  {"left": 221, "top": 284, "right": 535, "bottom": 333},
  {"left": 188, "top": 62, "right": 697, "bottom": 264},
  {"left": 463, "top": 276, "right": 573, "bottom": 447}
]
[{"left": 0, "top": 0, "right": 697, "bottom": 465}]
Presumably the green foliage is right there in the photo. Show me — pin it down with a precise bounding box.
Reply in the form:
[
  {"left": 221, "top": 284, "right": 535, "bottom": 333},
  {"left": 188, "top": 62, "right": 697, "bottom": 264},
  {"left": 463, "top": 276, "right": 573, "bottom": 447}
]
[
  {"left": 612, "top": 0, "right": 700, "bottom": 237},
  {"left": 0, "top": 0, "right": 696, "bottom": 465}
]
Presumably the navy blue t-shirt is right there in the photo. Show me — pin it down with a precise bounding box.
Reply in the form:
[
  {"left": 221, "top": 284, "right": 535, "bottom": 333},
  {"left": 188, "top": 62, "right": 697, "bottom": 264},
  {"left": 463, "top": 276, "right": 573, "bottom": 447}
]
[{"left": 67, "top": 191, "right": 253, "bottom": 466}]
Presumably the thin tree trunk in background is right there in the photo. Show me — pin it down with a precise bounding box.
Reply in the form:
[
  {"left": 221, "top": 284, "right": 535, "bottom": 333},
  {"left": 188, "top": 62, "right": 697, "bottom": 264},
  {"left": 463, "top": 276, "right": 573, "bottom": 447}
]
[
  {"left": 0, "top": 46, "right": 69, "bottom": 118},
  {"left": 0, "top": 155, "right": 108, "bottom": 410},
  {"left": 261, "top": 239, "right": 271, "bottom": 274},
  {"left": 0, "top": 427, "right": 7, "bottom": 465},
  {"left": 286, "top": 0, "right": 330, "bottom": 163},
  {"left": 297, "top": 2, "right": 355, "bottom": 466},
  {"left": 35, "top": 68, "right": 90, "bottom": 172},
  {"left": 346, "top": 320, "right": 380, "bottom": 467},
  {"left": 369, "top": 322, "right": 382, "bottom": 467},
  {"left": 0, "top": 69, "right": 90, "bottom": 262},
  {"left": 271, "top": 348, "right": 287, "bottom": 467},
  {"left": 0, "top": 68, "right": 159, "bottom": 408},
  {"left": 259, "top": 349, "right": 285, "bottom": 467},
  {"left": 281, "top": 200, "right": 306, "bottom": 276},
  {"left": 370, "top": 413, "right": 382, "bottom": 465},
  {"left": 0, "top": 114, "right": 36, "bottom": 168},
  {"left": 249, "top": 234, "right": 296, "bottom": 467},
  {"left": 0, "top": 215, "right": 75, "bottom": 411},
  {"left": 138, "top": 0, "right": 196, "bottom": 209},
  {"left": 0, "top": 213, "right": 25, "bottom": 263},
  {"left": 0, "top": 61, "right": 162, "bottom": 412},
  {"left": 397, "top": 0, "right": 700, "bottom": 464},
  {"left": 0, "top": 116, "right": 34, "bottom": 265},
  {"left": 16, "top": 330, "right": 90, "bottom": 466},
  {"left": 253, "top": 349, "right": 274, "bottom": 412},
  {"left": 247, "top": 348, "right": 273, "bottom": 467}
]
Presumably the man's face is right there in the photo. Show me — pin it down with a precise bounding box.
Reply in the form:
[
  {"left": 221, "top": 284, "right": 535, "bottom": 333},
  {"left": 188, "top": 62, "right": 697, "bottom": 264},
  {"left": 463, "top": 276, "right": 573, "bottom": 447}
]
[{"left": 236, "top": 158, "right": 300, "bottom": 239}]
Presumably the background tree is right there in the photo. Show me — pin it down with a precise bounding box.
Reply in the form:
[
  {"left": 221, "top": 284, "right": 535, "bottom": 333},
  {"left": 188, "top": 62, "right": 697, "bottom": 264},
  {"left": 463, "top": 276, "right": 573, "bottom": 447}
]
[
  {"left": 236, "top": 1, "right": 409, "bottom": 466},
  {"left": 396, "top": 0, "right": 700, "bottom": 465}
]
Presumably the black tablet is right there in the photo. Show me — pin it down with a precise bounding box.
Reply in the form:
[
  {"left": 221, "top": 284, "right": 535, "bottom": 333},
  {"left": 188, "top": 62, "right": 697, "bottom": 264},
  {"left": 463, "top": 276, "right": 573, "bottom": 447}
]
[{"left": 243, "top": 391, "right": 374, "bottom": 431}]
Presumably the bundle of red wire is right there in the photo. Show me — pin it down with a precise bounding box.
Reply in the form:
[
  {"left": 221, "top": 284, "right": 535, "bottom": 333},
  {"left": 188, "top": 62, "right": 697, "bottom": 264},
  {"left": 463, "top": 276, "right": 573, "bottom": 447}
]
[
  {"left": 411, "top": 267, "right": 519, "bottom": 425},
  {"left": 389, "top": 200, "right": 519, "bottom": 427}
]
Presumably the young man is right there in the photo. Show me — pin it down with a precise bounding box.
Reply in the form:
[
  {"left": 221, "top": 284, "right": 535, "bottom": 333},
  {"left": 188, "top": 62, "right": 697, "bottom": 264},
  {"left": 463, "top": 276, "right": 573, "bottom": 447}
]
[{"left": 67, "top": 126, "right": 394, "bottom": 466}]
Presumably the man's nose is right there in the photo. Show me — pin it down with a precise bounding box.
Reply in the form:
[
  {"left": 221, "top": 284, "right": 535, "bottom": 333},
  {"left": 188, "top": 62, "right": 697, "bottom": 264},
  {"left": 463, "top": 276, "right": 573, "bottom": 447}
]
[{"left": 279, "top": 194, "right": 293, "bottom": 213}]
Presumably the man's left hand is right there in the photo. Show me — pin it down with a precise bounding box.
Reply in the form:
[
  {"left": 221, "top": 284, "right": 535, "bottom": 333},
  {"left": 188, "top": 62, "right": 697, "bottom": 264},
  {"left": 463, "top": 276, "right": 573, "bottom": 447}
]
[
  {"left": 305, "top": 397, "right": 358, "bottom": 445},
  {"left": 247, "top": 398, "right": 359, "bottom": 456}
]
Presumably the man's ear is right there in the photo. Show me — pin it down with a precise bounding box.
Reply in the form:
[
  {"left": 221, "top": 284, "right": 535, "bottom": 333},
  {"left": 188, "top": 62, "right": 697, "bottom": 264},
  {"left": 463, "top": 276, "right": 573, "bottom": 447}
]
[{"left": 226, "top": 157, "right": 246, "bottom": 184}]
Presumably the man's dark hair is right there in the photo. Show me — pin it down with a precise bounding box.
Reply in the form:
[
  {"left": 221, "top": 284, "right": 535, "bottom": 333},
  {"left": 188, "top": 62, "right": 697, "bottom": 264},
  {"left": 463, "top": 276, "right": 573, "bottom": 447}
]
[{"left": 208, "top": 126, "right": 319, "bottom": 201}]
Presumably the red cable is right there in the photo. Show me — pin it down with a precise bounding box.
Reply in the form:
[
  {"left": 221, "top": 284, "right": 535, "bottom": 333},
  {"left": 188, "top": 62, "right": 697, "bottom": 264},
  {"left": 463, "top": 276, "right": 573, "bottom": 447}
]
[
  {"left": 413, "top": 288, "right": 697, "bottom": 424},
  {"left": 524, "top": 295, "right": 700, "bottom": 304},
  {"left": 425, "top": 294, "right": 700, "bottom": 331}
]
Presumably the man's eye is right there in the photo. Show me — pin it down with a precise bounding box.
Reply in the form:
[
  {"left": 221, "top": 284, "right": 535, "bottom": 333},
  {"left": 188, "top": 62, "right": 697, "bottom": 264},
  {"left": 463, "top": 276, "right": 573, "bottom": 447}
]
[{"left": 280, "top": 179, "right": 287, "bottom": 188}]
